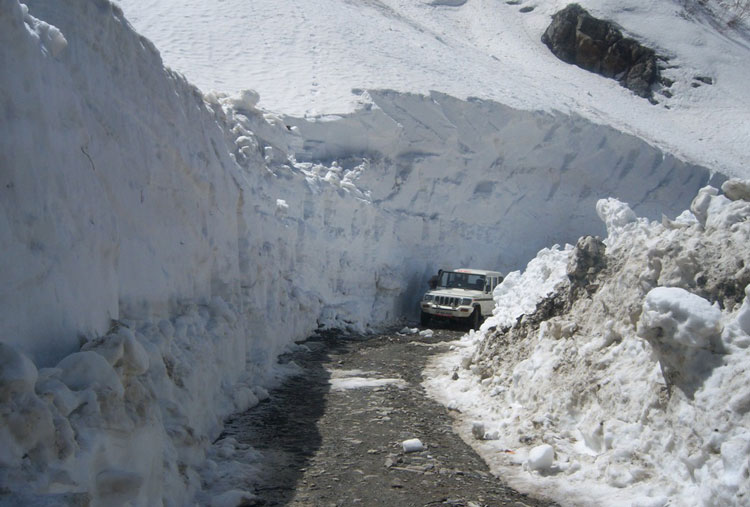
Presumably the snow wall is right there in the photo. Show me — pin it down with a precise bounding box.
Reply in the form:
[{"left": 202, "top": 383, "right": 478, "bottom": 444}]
[{"left": 0, "top": 0, "right": 723, "bottom": 504}]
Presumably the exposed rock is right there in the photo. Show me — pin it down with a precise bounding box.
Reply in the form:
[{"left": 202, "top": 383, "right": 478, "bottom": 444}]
[
  {"left": 566, "top": 235, "right": 607, "bottom": 289},
  {"left": 541, "top": 4, "right": 659, "bottom": 98}
]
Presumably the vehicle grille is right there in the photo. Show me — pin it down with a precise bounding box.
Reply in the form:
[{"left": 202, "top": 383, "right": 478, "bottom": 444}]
[{"left": 435, "top": 296, "right": 460, "bottom": 307}]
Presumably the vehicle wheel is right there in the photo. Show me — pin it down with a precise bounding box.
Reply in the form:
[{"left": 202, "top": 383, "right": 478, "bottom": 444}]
[
  {"left": 470, "top": 307, "right": 481, "bottom": 331},
  {"left": 420, "top": 310, "right": 431, "bottom": 327}
]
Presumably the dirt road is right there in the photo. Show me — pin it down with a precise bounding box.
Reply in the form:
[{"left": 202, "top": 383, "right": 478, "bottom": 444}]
[{"left": 217, "top": 327, "right": 555, "bottom": 507}]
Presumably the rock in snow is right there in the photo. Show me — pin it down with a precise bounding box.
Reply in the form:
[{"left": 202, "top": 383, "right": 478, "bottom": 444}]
[{"left": 541, "top": 4, "right": 659, "bottom": 98}]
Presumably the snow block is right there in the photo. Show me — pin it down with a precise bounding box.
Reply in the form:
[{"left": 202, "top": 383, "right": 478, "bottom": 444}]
[
  {"left": 56, "top": 351, "right": 125, "bottom": 398},
  {"left": 0, "top": 342, "right": 38, "bottom": 402},
  {"left": 721, "top": 179, "right": 750, "bottom": 202},
  {"left": 211, "top": 489, "right": 259, "bottom": 507},
  {"left": 737, "top": 285, "right": 750, "bottom": 336},
  {"left": 638, "top": 287, "right": 722, "bottom": 349},
  {"left": 402, "top": 438, "right": 424, "bottom": 453},
  {"left": 596, "top": 198, "right": 637, "bottom": 238},
  {"left": 527, "top": 444, "right": 555, "bottom": 471}
]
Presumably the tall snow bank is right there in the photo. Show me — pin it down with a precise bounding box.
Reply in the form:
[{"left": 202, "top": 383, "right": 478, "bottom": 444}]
[
  {"left": 286, "top": 90, "right": 721, "bottom": 272},
  {"left": 426, "top": 179, "right": 750, "bottom": 506},
  {"left": 0, "top": 0, "right": 413, "bottom": 503}
]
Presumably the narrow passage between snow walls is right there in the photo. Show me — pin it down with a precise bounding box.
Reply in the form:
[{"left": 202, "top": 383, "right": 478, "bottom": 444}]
[{"left": 0, "top": 0, "right": 726, "bottom": 505}]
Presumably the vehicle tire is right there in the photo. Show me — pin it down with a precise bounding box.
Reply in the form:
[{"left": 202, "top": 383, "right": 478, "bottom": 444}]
[
  {"left": 470, "top": 307, "right": 481, "bottom": 331},
  {"left": 420, "top": 310, "right": 431, "bottom": 327}
]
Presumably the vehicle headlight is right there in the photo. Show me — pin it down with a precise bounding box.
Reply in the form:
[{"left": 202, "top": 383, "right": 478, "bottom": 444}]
[
  {"left": 423, "top": 294, "right": 434, "bottom": 302},
  {"left": 460, "top": 298, "right": 472, "bottom": 306}
]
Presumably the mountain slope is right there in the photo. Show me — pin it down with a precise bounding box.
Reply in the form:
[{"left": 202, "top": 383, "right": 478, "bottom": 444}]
[{"left": 118, "top": 0, "right": 750, "bottom": 176}]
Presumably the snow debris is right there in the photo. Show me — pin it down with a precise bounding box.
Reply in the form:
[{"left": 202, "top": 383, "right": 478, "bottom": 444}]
[
  {"left": 596, "top": 197, "right": 639, "bottom": 239},
  {"left": 425, "top": 181, "right": 750, "bottom": 506},
  {"left": 722, "top": 179, "right": 750, "bottom": 202},
  {"left": 402, "top": 438, "right": 424, "bottom": 453},
  {"left": 228, "top": 89, "right": 260, "bottom": 112},
  {"left": 419, "top": 329, "right": 434, "bottom": 338},
  {"left": 638, "top": 287, "right": 722, "bottom": 349},
  {"left": 527, "top": 444, "right": 555, "bottom": 472},
  {"left": 253, "top": 386, "right": 270, "bottom": 402},
  {"left": 210, "top": 489, "right": 259, "bottom": 507}
]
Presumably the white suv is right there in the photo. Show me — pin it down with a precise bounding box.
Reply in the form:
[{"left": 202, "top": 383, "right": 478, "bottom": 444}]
[{"left": 420, "top": 268, "right": 504, "bottom": 330}]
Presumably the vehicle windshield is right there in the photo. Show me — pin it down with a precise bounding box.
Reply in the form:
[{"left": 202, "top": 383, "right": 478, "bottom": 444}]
[{"left": 438, "top": 271, "right": 486, "bottom": 291}]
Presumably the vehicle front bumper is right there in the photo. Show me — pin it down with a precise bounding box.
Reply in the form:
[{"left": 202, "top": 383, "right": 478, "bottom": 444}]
[{"left": 420, "top": 302, "right": 473, "bottom": 319}]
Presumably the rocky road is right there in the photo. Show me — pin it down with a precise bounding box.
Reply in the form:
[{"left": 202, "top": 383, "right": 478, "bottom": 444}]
[{"left": 218, "top": 327, "right": 555, "bottom": 507}]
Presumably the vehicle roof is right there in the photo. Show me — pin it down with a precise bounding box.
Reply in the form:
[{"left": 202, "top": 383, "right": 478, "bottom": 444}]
[{"left": 453, "top": 268, "right": 503, "bottom": 276}]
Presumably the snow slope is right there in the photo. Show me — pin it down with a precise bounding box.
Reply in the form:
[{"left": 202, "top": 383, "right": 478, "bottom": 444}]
[
  {"left": 117, "top": 0, "right": 750, "bottom": 176},
  {"left": 0, "top": 0, "right": 746, "bottom": 505}
]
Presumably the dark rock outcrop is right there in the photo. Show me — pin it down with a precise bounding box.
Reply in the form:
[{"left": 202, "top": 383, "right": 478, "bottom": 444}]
[
  {"left": 567, "top": 235, "right": 606, "bottom": 292},
  {"left": 542, "top": 4, "right": 659, "bottom": 98}
]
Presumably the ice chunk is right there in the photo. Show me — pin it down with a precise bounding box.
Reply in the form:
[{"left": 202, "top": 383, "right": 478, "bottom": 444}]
[
  {"left": 0, "top": 346, "right": 54, "bottom": 467},
  {"left": 419, "top": 329, "right": 434, "bottom": 338},
  {"left": 596, "top": 198, "right": 637, "bottom": 237},
  {"left": 56, "top": 351, "right": 125, "bottom": 398},
  {"left": 720, "top": 435, "right": 750, "bottom": 492},
  {"left": 229, "top": 89, "right": 260, "bottom": 111},
  {"left": 210, "top": 489, "right": 259, "bottom": 507},
  {"left": 35, "top": 376, "right": 81, "bottom": 416},
  {"left": 721, "top": 178, "right": 750, "bottom": 202},
  {"left": 690, "top": 185, "right": 719, "bottom": 227},
  {"left": 729, "top": 390, "right": 750, "bottom": 414},
  {"left": 120, "top": 329, "right": 150, "bottom": 375},
  {"left": 252, "top": 386, "right": 269, "bottom": 401},
  {"left": 0, "top": 342, "right": 38, "bottom": 402},
  {"left": 233, "top": 386, "right": 259, "bottom": 412},
  {"left": 402, "top": 438, "right": 424, "bottom": 452},
  {"left": 736, "top": 285, "right": 750, "bottom": 336},
  {"left": 80, "top": 327, "right": 149, "bottom": 376},
  {"left": 527, "top": 444, "right": 555, "bottom": 471},
  {"left": 638, "top": 287, "right": 722, "bottom": 349}
]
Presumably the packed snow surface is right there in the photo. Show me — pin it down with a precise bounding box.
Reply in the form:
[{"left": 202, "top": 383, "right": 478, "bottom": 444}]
[
  {"left": 425, "top": 180, "right": 750, "bottom": 506},
  {"left": 0, "top": 0, "right": 747, "bottom": 505}
]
